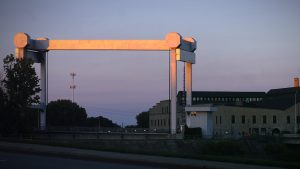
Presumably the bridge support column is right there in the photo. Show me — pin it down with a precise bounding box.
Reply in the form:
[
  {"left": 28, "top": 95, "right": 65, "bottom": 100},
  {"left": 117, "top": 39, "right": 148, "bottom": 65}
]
[
  {"left": 40, "top": 52, "right": 47, "bottom": 130},
  {"left": 170, "top": 49, "right": 177, "bottom": 134},
  {"left": 185, "top": 62, "right": 192, "bottom": 106}
]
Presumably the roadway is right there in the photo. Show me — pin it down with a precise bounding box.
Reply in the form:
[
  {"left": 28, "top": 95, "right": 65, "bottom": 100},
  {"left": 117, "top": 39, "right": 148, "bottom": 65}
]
[
  {"left": 0, "top": 151, "right": 162, "bottom": 169},
  {"left": 0, "top": 141, "right": 285, "bottom": 169}
]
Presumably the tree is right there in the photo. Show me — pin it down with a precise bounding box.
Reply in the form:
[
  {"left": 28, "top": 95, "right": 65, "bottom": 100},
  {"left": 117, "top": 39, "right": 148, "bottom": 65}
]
[
  {"left": 3, "top": 54, "right": 40, "bottom": 106},
  {"left": 46, "top": 99, "right": 87, "bottom": 126},
  {"left": 0, "top": 85, "right": 6, "bottom": 132},
  {"left": 0, "top": 71, "right": 6, "bottom": 111},
  {"left": 136, "top": 111, "right": 149, "bottom": 128},
  {"left": 1, "top": 54, "right": 41, "bottom": 134},
  {"left": 47, "top": 99, "right": 120, "bottom": 127},
  {"left": 84, "top": 116, "right": 120, "bottom": 128}
]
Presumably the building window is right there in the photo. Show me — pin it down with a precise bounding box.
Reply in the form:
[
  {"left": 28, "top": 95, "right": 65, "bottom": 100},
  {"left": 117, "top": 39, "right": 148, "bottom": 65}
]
[
  {"left": 252, "top": 115, "right": 256, "bottom": 124},
  {"left": 242, "top": 115, "right": 245, "bottom": 124},
  {"left": 231, "top": 115, "right": 235, "bottom": 124},
  {"left": 220, "top": 116, "right": 222, "bottom": 124},
  {"left": 287, "top": 116, "right": 290, "bottom": 124},
  {"left": 193, "top": 97, "right": 196, "bottom": 101},
  {"left": 162, "top": 107, "right": 164, "bottom": 113},
  {"left": 215, "top": 116, "right": 218, "bottom": 124},
  {"left": 297, "top": 116, "right": 300, "bottom": 124},
  {"left": 164, "top": 119, "right": 166, "bottom": 126},
  {"left": 273, "top": 115, "right": 277, "bottom": 124},
  {"left": 263, "top": 115, "right": 267, "bottom": 124}
]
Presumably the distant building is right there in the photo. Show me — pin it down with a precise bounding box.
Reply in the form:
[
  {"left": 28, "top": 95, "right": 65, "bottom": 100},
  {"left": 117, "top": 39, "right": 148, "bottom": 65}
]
[
  {"left": 149, "top": 84, "right": 300, "bottom": 138},
  {"left": 178, "top": 91, "right": 265, "bottom": 106},
  {"left": 148, "top": 100, "right": 185, "bottom": 132},
  {"left": 213, "top": 86, "right": 300, "bottom": 138}
]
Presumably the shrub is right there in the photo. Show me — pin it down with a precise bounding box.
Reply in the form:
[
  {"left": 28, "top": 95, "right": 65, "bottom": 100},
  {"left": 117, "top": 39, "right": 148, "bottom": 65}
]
[
  {"left": 264, "top": 143, "right": 289, "bottom": 160},
  {"left": 201, "top": 141, "right": 244, "bottom": 156},
  {"left": 184, "top": 126, "right": 202, "bottom": 139}
]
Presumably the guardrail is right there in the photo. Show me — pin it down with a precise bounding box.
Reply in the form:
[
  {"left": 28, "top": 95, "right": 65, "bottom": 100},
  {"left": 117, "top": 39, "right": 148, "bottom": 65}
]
[{"left": 41, "top": 126, "right": 171, "bottom": 134}]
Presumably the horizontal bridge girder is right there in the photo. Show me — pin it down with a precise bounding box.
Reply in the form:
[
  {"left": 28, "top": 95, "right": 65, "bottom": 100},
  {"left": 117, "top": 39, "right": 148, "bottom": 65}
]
[
  {"left": 14, "top": 32, "right": 197, "bottom": 59},
  {"left": 30, "top": 40, "right": 170, "bottom": 51}
]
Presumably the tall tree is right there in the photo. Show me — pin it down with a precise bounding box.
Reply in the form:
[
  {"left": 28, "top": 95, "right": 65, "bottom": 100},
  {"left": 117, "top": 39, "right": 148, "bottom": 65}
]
[
  {"left": 47, "top": 99, "right": 120, "bottom": 127},
  {"left": 0, "top": 85, "right": 6, "bottom": 132},
  {"left": 3, "top": 54, "right": 40, "bottom": 106},
  {"left": 47, "top": 100, "right": 87, "bottom": 126},
  {"left": 0, "top": 71, "right": 6, "bottom": 111},
  {"left": 1, "top": 54, "right": 40, "bottom": 134},
  {"left": 136, "top": 111, "right": 149, "bottom": 128}
]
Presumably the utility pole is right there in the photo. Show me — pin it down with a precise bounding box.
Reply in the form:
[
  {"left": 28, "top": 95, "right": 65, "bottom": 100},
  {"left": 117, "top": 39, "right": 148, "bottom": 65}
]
[
  {"left": 98, "top": 115, "right": 101, "bottom": 132},
  {"left": 70, "top": 72, "right": 76, "bottom": 103},
  {"left": 295, "top": 91, "right": 298, "bottom": 134},
  {"left": 294, "top": 77, "right": 299, "bottom": 134}
]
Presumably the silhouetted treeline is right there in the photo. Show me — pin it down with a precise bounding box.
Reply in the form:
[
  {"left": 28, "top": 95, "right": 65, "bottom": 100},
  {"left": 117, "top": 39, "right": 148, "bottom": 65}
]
[
  {"left": 84, "top": 116, "right": 120, "bottom": 128},
  {"left": 47, "top": 99, "right": 120, "bottom": 128}
]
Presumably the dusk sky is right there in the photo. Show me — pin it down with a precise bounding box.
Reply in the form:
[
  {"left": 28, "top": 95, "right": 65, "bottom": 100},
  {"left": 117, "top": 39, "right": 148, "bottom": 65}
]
[{"left": 1, "top": 0, "right": 300, "bottom": 125}]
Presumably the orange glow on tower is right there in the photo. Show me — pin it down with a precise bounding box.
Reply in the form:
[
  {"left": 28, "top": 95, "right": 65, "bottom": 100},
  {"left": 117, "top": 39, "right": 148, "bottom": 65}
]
[{"left": 294, "top": 77, "right": 299, "bottom": 88}]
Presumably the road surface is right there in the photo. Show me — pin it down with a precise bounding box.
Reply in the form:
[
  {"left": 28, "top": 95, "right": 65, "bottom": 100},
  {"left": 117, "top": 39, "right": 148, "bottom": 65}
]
[
  {"left": 0, "top": 151, "right": 163, "bottom": 169},
  {"left": 0, "top": 141, "right": 286, "bottom": 169}
]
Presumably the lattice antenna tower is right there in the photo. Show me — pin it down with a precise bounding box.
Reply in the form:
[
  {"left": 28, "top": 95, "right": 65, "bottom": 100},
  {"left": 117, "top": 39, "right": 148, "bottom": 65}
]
[{"left": 70, "top": 72, "right": 76, "bottom": 102}]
